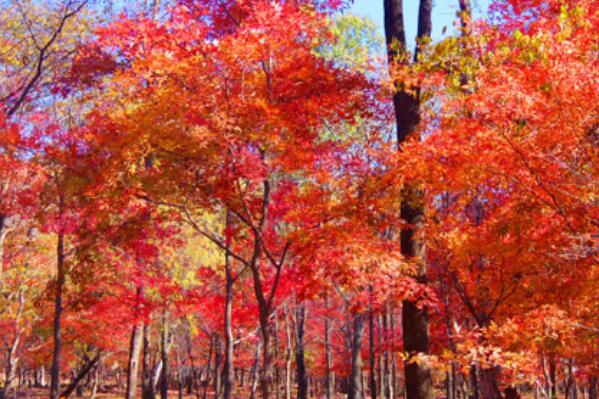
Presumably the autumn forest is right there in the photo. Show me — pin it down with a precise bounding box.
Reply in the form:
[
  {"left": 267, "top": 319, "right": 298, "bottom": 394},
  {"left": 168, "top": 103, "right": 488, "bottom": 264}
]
[{"left": 0, "top": 0, "right": 596, "bottom": 398}]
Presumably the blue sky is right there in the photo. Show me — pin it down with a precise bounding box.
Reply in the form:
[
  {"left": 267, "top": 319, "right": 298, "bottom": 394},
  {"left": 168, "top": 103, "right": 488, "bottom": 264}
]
[{"left": 349, "top": 0, "right": 492, "bottom": 49}]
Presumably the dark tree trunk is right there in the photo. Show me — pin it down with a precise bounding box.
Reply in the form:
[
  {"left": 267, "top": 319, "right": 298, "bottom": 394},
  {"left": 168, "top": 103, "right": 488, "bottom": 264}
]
[
  {"left": 402, "top": 300, "right": 433, "bottom": 399},
  {"left": 160, "top": 315, "right": 169, "bottom": 399},
  {"left": 50, "top": 232, "right": 66, "bottom": 399},
  {"left": 175, "top": 344, "right": 184, "bottom": 399},
  {"left": 504, "top": 386, "right": 520, "bottom": 399},
  {"left": 383, "top": 1, "right": 433, "bottom": 399},
  {"left": 589, "top": 377, "right": 597, "bottom": 399},
  {"left": 126, "top": 323, "right": 144, "bottom": 399},
  {"left": 390, "top": 310, "right": 397, "bottom": 399},
  {"left": 479, "top": 367, "right": 502, "bottom": 399},
  {"left": 213, "top": 333, "right": 222, "bottom": 399},
  {"left": 201, "top": 335, "right": 213, "bottom": 399},
  {"left": 223, "top": 224, "right": 235, "bottom": 399},
  {"left": 184, "top": 329, "right": 196, "bottom": 396},
  {"left": 259, "top": 313, "right": 272, "bottom": 399},
  {"left": 295, "top": 303, "right": 308, "bottom": 399},
  {"left": 349, "top": 314, "right": 365, "bottom": 399},
  {"left": 368, "top": 287, "right": 377, "bottom": 399},
  {"left": 60, "top": 352, "right": 101, "bottom": 398},
  {"left": 470, "top": 364, "right": 479, "bottom": 399}
]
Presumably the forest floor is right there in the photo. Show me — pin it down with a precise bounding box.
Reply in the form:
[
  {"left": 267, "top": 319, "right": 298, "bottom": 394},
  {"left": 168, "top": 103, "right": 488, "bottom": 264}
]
[
  {"left": 10, "top": 387, "right": 537, "bottom": 399},
  {"left": 10, "top": 388, "right": 202, "bottom": 399}
]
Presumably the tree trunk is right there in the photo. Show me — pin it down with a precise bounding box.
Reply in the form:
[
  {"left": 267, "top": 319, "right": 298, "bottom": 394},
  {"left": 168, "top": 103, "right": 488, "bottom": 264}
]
[
  {"left": 402, "top": 300, "right": 433, "bottom": 399},
  {"left": 349, "top": 314, "right": 365, "bottom": 399},
  {"left": 142, "top": 323, "right": 156, "bottom": 399},
  {"left": 549, "top": 356, "right": 557, "bottom": 399},
  {"left": 325, "top": 296, "right": 334, "bottom": 399},
  {"left": 88, "top": 367, "right": 98, "bottom": 399},
  {"left": 0, "top": 215, "right": 10, "bottom": 288},
  {"left": 50, "top": 232, "right": 66, "bottom": 399},
  {"left": 201, "top": 335, "right": 213, "bottom": 399},
  {"left": 36, "top": 366, "right": 47, "bottom": 388},
  {"left": 383, "top": 1, "right": 434, "bottom": 399},
  {"left": 250, "top": 339, "right": 261, "bottom": 399},
  {"left": 161, "top": 314, "right": 169, "bottom": 399},
  {"left": 60, "top": 352, "right": 101, "bottom": 398},
  {"left": 175, "top": 344, "right": 184, "bottom": 399},
  {"left": 378, "top": 314, "right": 385, "bottom": 399},
  {"left": 125, "top": 324, "right": 143, "bottom": 399},
  {"left": 589, "top": 377, "right": 597, "bottom": 399},
  {"left": 295, "top": 303, "right": 308, "bottom": 399},
  {"left": 470, "top": 364, "right": 479, "bottom": 399},
  {"left": 213, "top": 333, "right": 222, "bottom": 399},
  {"left": 368, "top": 286, "right": 377, "bottom": 399},
  {"left": 390, "top": 310, "right": 397, "bottom": 399},
  {"left": 479, "top": 367, "right": 502, "bottom": 399},
  {"left": 383, "top": 307, "right": 393, "bottom": 399},
  {"left": 223, "top": 232, "right": 235, "bottom": 399},
  {"left": 285, "top": 305, "right": 293, "bottom": 399},
  {"left": 126, "top": 323, "right": 144, "bottom": 399},
  {"left": 274, "top": 312, "right": 281, "bottom": 399},
  {"left": 4, "top": 290, "right": 24, "bottom": 398}
]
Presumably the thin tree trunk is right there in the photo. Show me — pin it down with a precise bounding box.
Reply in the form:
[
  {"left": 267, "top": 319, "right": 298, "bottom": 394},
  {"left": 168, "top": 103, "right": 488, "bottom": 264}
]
[
  {"left": 201, "top": 335, "right": 213, "bottom": 399},
  {"left": 176, "top": 344, "right": 184, "bottom": 399},
  {"left": 383, "top": 306, "right": 393, "bottom": 399},
  {"left": 369, "top": 286, "right": 377, "bottom": 399},
  {"left": 325, "top": 296, "right": 334, "bottom": 399},
  {"left": 36, "top": 366, "right": 47, "bottom": 388},
  {"left": 60, "top": 352, "right": 102, "bottom": 398},
  {"left": 4, "top": 290, "right": 24, "bottom": 397},
  {"left": 184, "top": 328, "right": 197, "bottom": 396},
  {"left": 566, "top": 360, "right": 576, "bottom": 399},
  {"left": 0, "top": 215, "right": 12, "bottom": 288},
  {"left": 50, "top": 231, "right": 66, "bottom": 399},
  {"left": 588, "top": 377, "right": 597, "bottom": 399},
  {"left": 143, "top": 323, "right": 155, "bottom": 399},
  {"left": 349, "top": 313, "right": 365, "bottom": 399},
  {"left": 126, "top": 323, "right": 144, "bottom": 399},
  {"left": 223, "top": 222, "right": 235, "bottom": 399},
  {"left": 250, "top": 339, "right": 261, "bottom": 399},
  {"left": 274, "top": 311, "right": 281, "bottom": 399},
  {"left": 285, "top": 305, "right": 293, "bottom": 399},
  {"left": 390, "top": 310, "right": 397, "bottom": 399},
  {"left": 88, "top": 367, "right": 98, "bottom": 399},
  {"left": 295, "top": 303, "right": 308, "bottom": 399},
  {"left": 152, "top": 361, "right": 164, "bottom": 396},
  {"left": 213, "top": 333, "right": 222, "bottom": 399},
  {"left": 470, "top": 364, "right": 479, "bottom": 399},
  {"left": 378, "top": 315, "right": 385, "bottom": 399},
  {"left": 549, "top": 356, "right": 557, "bottom": 399},
  {"left": 160, "top": 314, "right": 169, "bottom": 399}
]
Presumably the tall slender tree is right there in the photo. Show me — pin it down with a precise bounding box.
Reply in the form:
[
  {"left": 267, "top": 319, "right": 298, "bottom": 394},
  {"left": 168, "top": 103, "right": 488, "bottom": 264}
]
[{"left": 383, "top": 1, "right": 433, "bottom": 399}]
